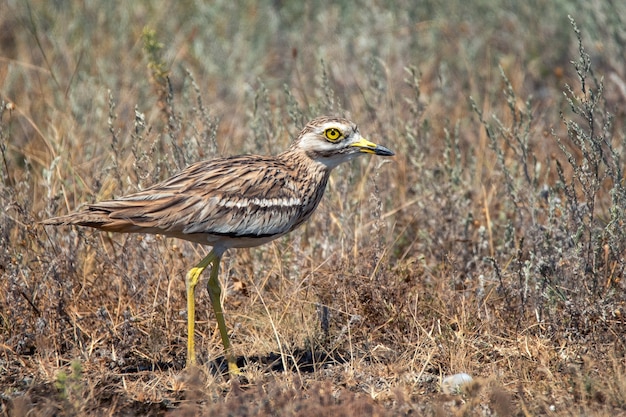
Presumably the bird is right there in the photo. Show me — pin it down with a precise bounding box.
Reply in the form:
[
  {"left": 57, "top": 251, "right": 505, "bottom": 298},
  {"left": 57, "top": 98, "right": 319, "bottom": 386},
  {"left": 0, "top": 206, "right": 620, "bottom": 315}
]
[{"left": 42, "top": 116, "right": 394, "bottom": 374}]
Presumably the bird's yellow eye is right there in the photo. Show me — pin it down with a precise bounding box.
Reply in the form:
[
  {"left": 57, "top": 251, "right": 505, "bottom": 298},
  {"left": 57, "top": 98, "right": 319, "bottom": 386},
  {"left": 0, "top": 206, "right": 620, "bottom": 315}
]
[{"left": 324, "top": 128, "right": 342, "bottom": 141}]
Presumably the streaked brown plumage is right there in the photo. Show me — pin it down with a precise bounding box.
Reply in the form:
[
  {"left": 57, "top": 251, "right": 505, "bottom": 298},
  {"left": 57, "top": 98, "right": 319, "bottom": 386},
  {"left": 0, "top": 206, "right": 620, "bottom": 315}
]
[{"left": 43, "top": 116, "right": 394, "bottom": 373}]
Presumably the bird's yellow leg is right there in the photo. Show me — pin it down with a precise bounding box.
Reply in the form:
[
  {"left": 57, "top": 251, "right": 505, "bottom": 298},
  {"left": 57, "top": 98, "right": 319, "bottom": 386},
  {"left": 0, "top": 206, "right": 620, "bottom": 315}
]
[
  {"left": 185, "top": 250, "right": 217, "bottom": 367},
  {"left": 206, "top": 255, "right": 241, "bottom": 375}
]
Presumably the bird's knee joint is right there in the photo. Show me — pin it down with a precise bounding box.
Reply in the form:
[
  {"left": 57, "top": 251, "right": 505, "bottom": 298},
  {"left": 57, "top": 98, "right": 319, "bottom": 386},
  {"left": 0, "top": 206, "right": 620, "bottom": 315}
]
[{"left": 186, "top": 267, "right": 204, "bottom": 287}]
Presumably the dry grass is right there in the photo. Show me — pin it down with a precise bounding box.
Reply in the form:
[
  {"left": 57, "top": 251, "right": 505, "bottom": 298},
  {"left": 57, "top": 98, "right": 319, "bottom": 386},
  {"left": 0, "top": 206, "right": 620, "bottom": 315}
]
[{"left": 2, "top": 1, "right": 626, "bottom": 415}]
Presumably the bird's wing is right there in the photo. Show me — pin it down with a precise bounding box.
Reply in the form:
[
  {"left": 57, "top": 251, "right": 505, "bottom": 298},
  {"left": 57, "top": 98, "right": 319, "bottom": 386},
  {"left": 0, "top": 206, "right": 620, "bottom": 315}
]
[{"left": 55, "top": 155, "right": 314, "bottom": 239}]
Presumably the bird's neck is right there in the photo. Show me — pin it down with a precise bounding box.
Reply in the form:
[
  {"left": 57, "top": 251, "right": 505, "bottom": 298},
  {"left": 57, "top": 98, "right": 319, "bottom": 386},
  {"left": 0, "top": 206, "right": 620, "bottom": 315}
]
[
  {"left": 279, "top": 148, "right": 331, "bottom": 177},
  {"left": 277, "top": 148, "right": 332, "bottom": 231},
  {"left": 278, "top": 148, "right": 332, "bottom": 201}
]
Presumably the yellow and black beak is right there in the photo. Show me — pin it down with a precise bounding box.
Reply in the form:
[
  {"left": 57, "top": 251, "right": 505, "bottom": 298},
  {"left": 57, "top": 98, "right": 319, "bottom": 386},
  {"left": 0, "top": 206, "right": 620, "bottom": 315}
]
[{"left": 350, "top": 137, "right": 395, "bottom": 156}]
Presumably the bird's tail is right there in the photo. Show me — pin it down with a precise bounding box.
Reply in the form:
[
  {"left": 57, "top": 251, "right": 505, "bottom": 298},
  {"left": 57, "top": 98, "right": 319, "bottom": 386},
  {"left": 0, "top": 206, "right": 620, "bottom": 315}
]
[{"left": 41, "top": 207, "right": 137, "bottom": 233}]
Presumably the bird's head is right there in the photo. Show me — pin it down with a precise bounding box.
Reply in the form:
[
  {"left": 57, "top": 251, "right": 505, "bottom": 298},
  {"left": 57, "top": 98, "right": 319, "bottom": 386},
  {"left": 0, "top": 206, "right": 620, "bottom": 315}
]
[{"left": 292, "top": 116, "right": 394, "bottom": 169}]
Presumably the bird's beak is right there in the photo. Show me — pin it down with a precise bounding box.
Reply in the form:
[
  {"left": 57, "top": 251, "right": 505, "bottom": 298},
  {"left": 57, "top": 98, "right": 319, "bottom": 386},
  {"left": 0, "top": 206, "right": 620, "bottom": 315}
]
[{"left": 350, "top": 137, "right": 395, "bottom": 156}]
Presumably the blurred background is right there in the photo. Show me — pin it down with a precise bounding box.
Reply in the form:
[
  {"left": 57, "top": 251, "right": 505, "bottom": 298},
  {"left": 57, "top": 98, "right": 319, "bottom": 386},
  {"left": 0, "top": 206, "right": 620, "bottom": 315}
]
[{"left": 1, "top": 1, "right": 625, "bottom": 415}]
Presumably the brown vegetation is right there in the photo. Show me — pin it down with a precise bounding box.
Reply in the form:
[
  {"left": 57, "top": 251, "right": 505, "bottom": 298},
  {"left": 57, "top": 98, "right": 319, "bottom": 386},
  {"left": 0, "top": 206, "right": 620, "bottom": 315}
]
[{"left": 1, "top": 1, "right": 625, "bottom": 415}]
